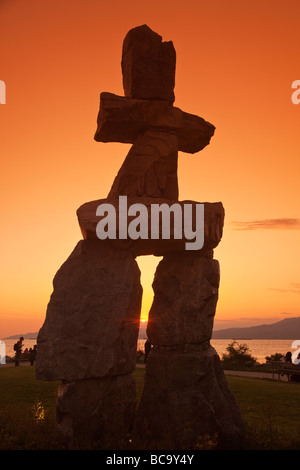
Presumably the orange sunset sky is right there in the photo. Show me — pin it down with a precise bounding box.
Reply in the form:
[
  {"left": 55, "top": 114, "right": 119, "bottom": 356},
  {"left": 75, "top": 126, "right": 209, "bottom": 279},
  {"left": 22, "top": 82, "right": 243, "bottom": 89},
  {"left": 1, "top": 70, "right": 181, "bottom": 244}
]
[{"left": 0, "top": 0, "right": 299, "bottom": 338}]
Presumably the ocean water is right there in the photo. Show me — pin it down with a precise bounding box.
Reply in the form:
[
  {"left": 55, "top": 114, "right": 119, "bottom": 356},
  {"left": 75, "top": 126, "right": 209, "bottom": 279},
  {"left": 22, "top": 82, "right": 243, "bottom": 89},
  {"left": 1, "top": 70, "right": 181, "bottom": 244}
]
[
  {"left": 1, "top": 338, "right": 297, "bottom": 365},
  {"left": 137, "top": 338, "right": 297, "bottom": 364}
]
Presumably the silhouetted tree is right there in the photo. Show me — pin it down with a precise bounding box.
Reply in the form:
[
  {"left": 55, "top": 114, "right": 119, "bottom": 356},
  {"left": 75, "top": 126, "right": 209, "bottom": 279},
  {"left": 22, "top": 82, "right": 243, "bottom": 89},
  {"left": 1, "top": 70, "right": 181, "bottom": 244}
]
[
  {"left": 222, "top": 341, "right": 257, "bottom": 368},
  {"left": 265, "top": 352, "right": 283, "bottom": 362}
]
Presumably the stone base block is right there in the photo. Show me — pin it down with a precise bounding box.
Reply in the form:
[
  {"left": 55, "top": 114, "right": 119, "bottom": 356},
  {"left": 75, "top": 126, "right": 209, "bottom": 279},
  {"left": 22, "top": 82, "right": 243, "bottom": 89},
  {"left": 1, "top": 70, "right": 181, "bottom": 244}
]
[
  {"left": 135, "top": 346, "right": 244, "bottom": 449},
  {"left": 56, "top": 374, "right": 136, "bottom": 449}
]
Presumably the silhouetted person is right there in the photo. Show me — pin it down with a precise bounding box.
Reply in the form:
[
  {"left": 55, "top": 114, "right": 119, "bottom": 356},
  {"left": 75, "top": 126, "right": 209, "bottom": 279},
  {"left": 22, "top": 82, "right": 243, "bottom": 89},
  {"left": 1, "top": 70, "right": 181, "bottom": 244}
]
[
  {"left": 284, "top": 351, "right": 292, "bottom": 363},
  {"left": 280, "top": 351, "right": 293, "bottom": 380},
  {"left": 29, "top": 344, "right": 37, "bottom": 366},
  {"left": 14, "top": 336, "right": 24, "bottom": 366},
  {"left": 144, "top": 339, "right": 152, "bottom": 363}
]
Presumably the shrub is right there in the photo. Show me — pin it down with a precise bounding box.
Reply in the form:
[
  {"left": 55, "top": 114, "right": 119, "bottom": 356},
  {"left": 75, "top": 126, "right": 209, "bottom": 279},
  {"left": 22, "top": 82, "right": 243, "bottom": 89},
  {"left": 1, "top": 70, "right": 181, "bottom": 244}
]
[
  {"left": 265, "top": 352, "right": 284, "bottom": 362},
  {"left": 221, "top": 341, "right": 257, "bottom": 369}
]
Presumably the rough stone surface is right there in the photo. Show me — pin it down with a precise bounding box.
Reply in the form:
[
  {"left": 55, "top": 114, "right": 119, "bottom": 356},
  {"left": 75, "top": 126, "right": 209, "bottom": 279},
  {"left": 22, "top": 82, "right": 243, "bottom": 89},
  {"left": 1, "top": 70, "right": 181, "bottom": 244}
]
[
  {"left": 135, "top": 249, "right": 244, "bottom": 447},
  {"left": 108, "top": 129, "right": 179, "bottom": 200},
  {"left": 122, "top": 24, "right": 176, "bottom": 103},
  {"left": 94, "top": 92, "right": 215, "bottom": 154},
  {"left": 56, "top": 373, "right": 136, "bottom": 449},
  {"left": 36, "top": 240, "right": 142, "bottom": 381},
  {"left": 135, "top": 347, "right": 244, "bottom": 448},
  {"left": 76, "top": 197, "right": 225, "bottom": 256},
  {"left": 36, "top": 24, "right": 244, "bottom": 449},
  {"left": 147, "top": 252, "right": 220, "bottom": 345}
]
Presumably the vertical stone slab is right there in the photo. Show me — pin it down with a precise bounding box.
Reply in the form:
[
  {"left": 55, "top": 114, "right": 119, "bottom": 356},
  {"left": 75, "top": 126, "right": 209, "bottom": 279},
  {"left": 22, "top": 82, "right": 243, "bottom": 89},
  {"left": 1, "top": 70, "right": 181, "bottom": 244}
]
[
  {"left": 36, "top": 240, "right": 143, "bottom": 382},
  {"left": 107, "top": 130, "right": 179, "bottom": 201},
  {"left": 122, "top": 24, "right": 176, "bottom": 103},
  {"left": 147, "top": 251, "right": 219, "bottom": 346}
]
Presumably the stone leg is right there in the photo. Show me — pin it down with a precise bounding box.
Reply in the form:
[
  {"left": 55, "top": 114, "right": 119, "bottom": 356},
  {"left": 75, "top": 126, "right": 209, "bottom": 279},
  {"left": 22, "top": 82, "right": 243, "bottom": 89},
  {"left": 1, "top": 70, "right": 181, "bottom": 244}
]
[
  {"left": 36, "top": 240, "right": 142, "bottom": 381},
  {"left": 36, "top": 240, "right": 143, "bottom": 447},
  {"left": 135, "top": 251, "right": 244, "bottom": 448}
]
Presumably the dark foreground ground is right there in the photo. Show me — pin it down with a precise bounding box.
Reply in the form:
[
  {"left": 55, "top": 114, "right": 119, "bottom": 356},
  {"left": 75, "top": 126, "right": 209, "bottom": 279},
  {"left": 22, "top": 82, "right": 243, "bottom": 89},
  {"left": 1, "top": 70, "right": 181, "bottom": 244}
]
[{"left": 0, "top": 365, "right": 299, "bottom": 450}]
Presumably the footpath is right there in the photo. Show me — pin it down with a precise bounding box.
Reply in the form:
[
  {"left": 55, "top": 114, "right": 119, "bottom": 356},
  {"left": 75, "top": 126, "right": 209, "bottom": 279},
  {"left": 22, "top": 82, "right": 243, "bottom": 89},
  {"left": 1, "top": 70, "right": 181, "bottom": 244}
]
[
  {"left": 136, "top": 363, "right": 288, "bottom": 381},
  {"left": 223, "top": 369, "right": 288, "bottom": 381}
]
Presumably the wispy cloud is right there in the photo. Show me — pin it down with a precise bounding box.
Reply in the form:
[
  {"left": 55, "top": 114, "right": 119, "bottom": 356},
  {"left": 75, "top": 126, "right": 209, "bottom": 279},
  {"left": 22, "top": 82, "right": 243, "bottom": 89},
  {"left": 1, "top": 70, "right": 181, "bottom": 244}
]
[
  {"left": 232, "top": 218, "right": 300, "bottom": 231},
  {"left": 281, "top": 312, "right": 298, "bottom": 316},
  {"left": 269, "top": 283, "right": 300, "bottom": 295}
]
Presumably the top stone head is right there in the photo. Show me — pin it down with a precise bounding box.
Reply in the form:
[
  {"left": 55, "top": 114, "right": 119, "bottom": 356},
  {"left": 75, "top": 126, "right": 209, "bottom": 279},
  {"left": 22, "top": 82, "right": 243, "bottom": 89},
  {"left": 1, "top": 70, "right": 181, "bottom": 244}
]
[{"left": 121, "top": 25, "right": 176, "bottom": 103}]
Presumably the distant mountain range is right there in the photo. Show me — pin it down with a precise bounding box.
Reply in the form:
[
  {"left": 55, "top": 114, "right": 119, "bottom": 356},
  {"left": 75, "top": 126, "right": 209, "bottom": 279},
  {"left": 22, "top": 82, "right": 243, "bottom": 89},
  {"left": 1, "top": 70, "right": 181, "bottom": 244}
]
[
  {"left": 4, "top": 327, "right": 149, "bottom": 341},
  {"left": 140, "top": 317, "right": 300, "bottom": 339},
  {"left": 3, "top": 317, "right": 299, "bottom": 341},
  {"left": 3, "top": 325, "right": 149, "bottom": 341},
  {"left": 212, "top": 317, "right": 300, "bottom": 339},
  {"left": 2, "top": 332, "right": 38, "bottom": 340}
]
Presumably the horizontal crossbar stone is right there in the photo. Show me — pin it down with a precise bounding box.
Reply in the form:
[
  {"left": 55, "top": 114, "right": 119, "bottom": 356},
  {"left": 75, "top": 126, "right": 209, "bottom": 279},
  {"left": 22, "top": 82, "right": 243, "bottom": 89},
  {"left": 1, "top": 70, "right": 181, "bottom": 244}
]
[
  {"left": 94, "top": 92, "right": 215, "bottom": 154},
  {"left": 77, "top": 196, "right": 224, "bottom": 256}
]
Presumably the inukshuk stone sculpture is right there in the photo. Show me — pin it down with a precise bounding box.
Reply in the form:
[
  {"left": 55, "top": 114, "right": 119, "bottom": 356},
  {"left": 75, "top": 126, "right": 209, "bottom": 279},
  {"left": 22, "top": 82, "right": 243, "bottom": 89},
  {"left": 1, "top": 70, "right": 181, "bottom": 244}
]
[{"left": 36, "top": 25, "right": 243, "bottom": 449}]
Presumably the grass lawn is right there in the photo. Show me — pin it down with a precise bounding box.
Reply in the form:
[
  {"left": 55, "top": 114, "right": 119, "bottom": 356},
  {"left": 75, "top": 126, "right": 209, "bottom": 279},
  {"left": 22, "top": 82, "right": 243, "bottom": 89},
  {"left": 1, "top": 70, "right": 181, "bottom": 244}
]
[
  {"left": 0, "top": 365, "right": 299, "bottom": 450},
  {"left": 226, "top": 374, "right": 300, "bottom": 449}
]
